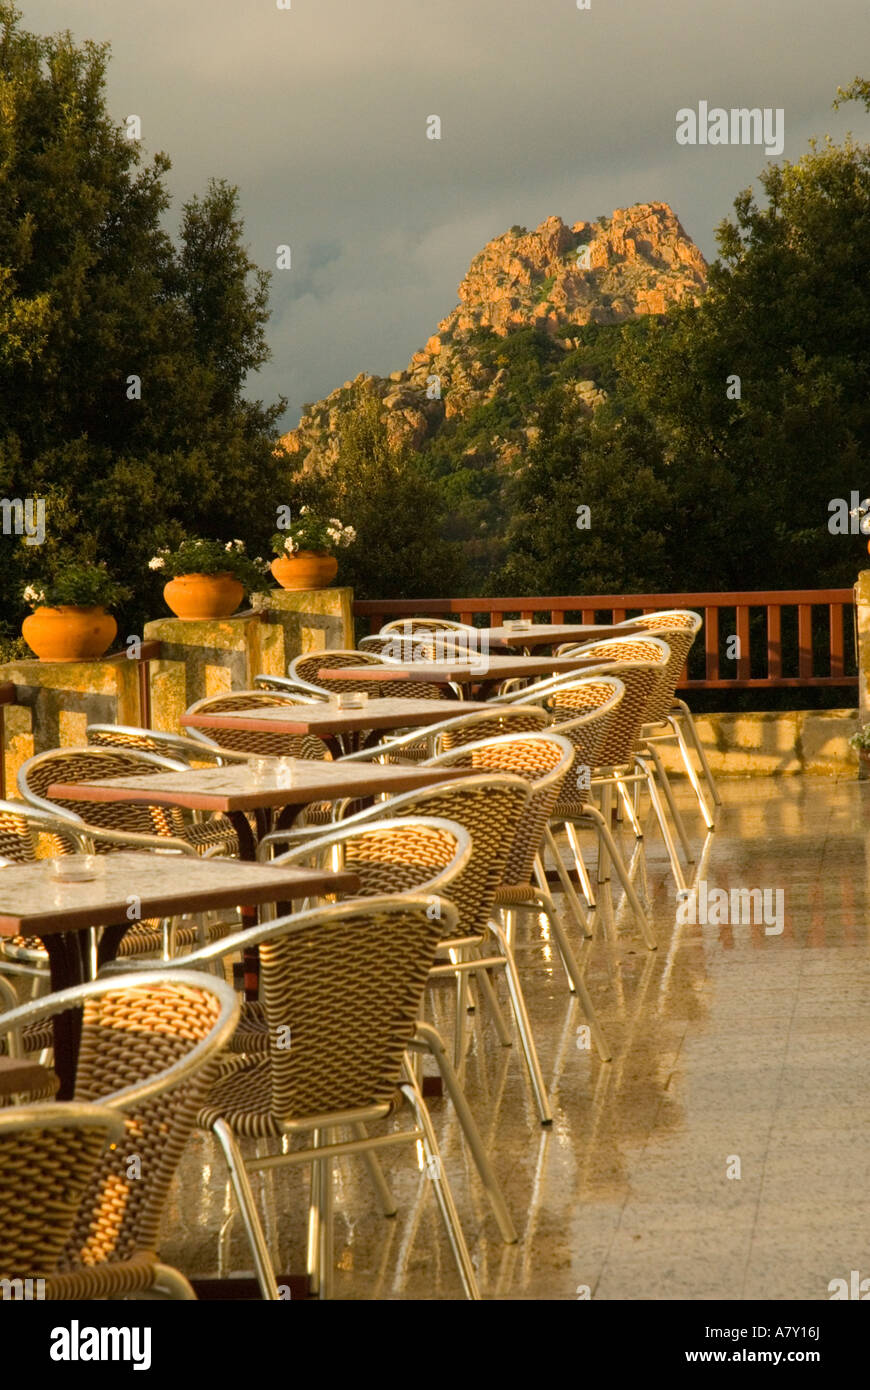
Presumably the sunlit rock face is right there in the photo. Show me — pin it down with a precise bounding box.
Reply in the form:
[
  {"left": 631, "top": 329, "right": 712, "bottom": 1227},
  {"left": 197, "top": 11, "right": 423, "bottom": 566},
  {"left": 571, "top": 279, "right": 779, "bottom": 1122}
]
[{"left": 279, "top": 202, "right": 707, "bottom": 474}]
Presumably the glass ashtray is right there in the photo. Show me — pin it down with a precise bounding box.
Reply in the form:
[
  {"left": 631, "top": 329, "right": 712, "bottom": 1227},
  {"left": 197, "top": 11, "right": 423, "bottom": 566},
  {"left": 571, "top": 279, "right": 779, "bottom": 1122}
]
[
  {"left": 335, "top": 692, "right": 369, "bottom": 709},
  {"left": 503, "top": 619, "right": 532, "bottom": 632},
  {"left": 50, "top": 854, "right": 102, "bottom": 883}
]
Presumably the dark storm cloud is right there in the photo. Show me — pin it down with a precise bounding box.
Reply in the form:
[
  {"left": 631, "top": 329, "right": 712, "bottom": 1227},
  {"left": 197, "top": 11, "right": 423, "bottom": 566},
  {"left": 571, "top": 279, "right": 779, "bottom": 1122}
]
[{"left": 22, "top": 0, "right": 870, "bottom": 426}]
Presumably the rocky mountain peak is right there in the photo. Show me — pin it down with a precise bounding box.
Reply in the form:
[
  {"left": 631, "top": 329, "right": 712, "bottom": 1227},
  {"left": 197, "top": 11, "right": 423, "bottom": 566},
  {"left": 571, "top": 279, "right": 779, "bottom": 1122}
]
[{"left": 280, "top": 201, "right": 707, "bottom": 472}]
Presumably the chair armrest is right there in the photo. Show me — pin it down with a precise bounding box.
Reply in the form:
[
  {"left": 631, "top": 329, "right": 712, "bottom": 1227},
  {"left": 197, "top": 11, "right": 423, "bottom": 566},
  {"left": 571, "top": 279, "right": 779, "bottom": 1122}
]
[{"left": 81, "top": 827, "right": 199, "bottom": 857}]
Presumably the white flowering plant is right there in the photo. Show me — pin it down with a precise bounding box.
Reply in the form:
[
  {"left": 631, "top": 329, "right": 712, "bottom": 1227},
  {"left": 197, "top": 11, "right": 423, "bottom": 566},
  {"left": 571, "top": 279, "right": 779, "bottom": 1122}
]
[
  {"left": 148, "top": 537, "right": 268, "bottom": 590},
  {"left": 22, "top": 562, "right": 130, "bottom": 610},
  {"left": 271, "top": 507, "right": 356, "bottom": 557}
]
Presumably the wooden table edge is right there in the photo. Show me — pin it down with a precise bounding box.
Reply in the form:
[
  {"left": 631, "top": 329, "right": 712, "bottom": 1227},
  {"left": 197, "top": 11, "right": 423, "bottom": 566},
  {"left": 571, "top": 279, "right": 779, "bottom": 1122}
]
[{"left": 0, "top": 866, "right": 361, "bottom": 936}]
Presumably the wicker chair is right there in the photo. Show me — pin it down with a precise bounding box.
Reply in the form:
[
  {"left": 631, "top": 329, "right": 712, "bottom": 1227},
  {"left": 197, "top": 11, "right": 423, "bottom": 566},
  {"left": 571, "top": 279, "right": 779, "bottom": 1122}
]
[
  {"left": 519, "top": 641, "right": 694, "bottom": 895},
  {"left": 18, "top": 745, "right": 238, "bottom": 860},
  {"left": 424, "top": 732, "right": 612, "bottom": 1059},
  {"left": 337, "top": 703, "right": 551, "bottom": 766},
  {"left": 124, "top": 819, "right": 515, "bottom": 1254},
  {"left": 616, "top": 611, "right": 720, "bottom": 823},
  {"left": 543, "top": 678, "right": 656, "bottom": 948},
  {"left": 0, "top": 1103, "right": 125, "bottom": 1289},
  {"left": 181, "top": 897, "right": 482, "bottom": 1299},
  {"left": 86, "top": 723, "right": 252, "bottom": 767},
  {"left": 182, "top": 690, "right": 332, "bottom": 761},
  {"left": 289, "top": 649, "right": 449, "bottom": 702},
  {"left": 358, "top": 633, "right": 438, "bottom": 659},
  {"left": 554, "top": 637, "right": 695, "bottom": 890},
  {"left": 0, "top": 803, "right": 92, "bottom": 1039},
  {"left": 16, "top": 749, "right": 241, "bottom": 959},
  {"left": 0, "top": 970, "right": 240, "bottom": 1299},
  {"left": 261, "top": 774, "right": 555, "bottom": 1124},
  {"left": 252, "top": 674, "right": 328, "bottom": 699},
  {"left": 378, "top": 618, "right": 479, "bottom": 637}
]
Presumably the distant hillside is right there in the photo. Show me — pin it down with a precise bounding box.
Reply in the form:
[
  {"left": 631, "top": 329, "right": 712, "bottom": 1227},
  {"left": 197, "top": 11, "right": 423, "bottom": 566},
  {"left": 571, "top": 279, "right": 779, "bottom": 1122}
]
[{"left": 279, "top": 201, "right": 707, "bottom": 474}]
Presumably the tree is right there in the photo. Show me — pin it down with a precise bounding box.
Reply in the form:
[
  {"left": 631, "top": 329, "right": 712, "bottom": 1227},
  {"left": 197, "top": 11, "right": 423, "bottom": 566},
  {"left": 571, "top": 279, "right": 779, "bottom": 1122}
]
[
  {"left": 495, "top": 383, "right": 674, "bottom": 596},
  {"left": 618, "top": 117, "right": 870, "bottom": 590},
  {"left": 292, "top": 394, "right": 463, "bottom": 601},
  {"left": 0, "top": 3, "right": 284, "bottom": 638}
]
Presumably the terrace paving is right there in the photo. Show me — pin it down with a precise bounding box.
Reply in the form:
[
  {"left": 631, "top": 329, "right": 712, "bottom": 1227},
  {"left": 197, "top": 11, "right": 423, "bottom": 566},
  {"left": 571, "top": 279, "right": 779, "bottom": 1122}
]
[{"left": 159, "top": 776, "right": 870, "bottom": 1300}]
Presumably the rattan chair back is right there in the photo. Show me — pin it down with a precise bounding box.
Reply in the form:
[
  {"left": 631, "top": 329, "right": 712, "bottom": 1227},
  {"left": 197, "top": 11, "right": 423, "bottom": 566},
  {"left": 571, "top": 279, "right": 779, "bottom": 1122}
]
[
  {"left": 197, "top": 897, "right": 457, "bottom": 1125},
  {"left": 86, "top": 724, "right": 248, "bottom": 766},
  {"left": 291, "top": 649, "right": 446, "bottom": 701},
  {"left": 379, "top": 618, "right": 478, "bottom": 637},
  {"left": 273, "top": 816, "right": 471, "bottom": 900},
  {"left": 425, "top": 732, "right": 574, "bottom": 886},
  {"left": 0, "top": 1104, "right": 124, "bottom": 1281},
  {"left": 339, "top": 775, "right": 531, "bottom": 941},
  {"left": 545, "top": 638, "right": 670, "bottom": 765},
  {"left": 339, "top": 704, "right": 551, "bottom": 766},
  {"left": 620, "top": 613, "right": 701, "bottom": 723},
  {"left": 0, "top": 799, "right": 85, "bottom": 864},
  {"left": 540, "top": 678, "right": 626, "bottom": 812},
  {"left": 0, "top": 972, "right": 239, "bottom": 1294},
  {"left": 183, "top": 690, "right": 330, "bottom": 759},
  {"left": 18, "top": 746, "right": 191, "bottom": 843}
]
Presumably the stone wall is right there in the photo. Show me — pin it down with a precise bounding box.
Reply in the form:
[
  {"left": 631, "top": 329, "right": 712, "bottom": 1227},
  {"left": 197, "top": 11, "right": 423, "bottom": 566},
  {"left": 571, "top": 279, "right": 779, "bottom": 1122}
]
[{"left": 0, "top": 587, "right": 354, "bottom": 791}]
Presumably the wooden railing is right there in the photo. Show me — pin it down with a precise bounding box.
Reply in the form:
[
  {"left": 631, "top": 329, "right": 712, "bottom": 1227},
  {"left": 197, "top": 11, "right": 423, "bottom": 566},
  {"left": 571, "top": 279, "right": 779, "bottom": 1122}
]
[{"left": 353, "top": 590, "right": 858, "bottom": 691}]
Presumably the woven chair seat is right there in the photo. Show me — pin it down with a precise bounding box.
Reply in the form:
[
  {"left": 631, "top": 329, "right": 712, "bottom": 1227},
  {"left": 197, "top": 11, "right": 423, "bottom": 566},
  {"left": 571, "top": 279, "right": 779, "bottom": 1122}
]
[
  {"left": 198, "top": 1053, "right": 403, "bottom": 1138},
  {"left": 184, "top": 817, "right": 240, "bottom": 856}
]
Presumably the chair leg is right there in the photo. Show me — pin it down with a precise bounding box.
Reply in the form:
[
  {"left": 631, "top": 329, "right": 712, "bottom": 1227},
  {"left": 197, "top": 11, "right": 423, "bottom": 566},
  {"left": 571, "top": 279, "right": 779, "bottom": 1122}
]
[
  {"left": 411, "top": 1023, "right": 518, "bottom": 1244},
  {"left": 485, "top": 920, "right": 553, "bottom": 1125},
  {"left": 211, "top": 1119, "right": 280, "bottom": 1300},
  {"left": 673, "top": 698, "right": 722, "bottom": 805},
  {"left": 400, "top": 1078, "right": 481, "bottom": 1299},
  {"left": 307, "top": 1132, "right": 322, "bottom": 1293},
  {"left": 352, "top": 1123, "right": 398, "bottom": 1217},
  {"left": 532, "top": 852, "right": 584, "bottom": 988},
  {"left": 561, "top": 821, "right": 597, "bottom": 910},
  {"left": 667, "top": 716, "right": 716, "bottom": 827},
  {"left": 453, "top": 954, "right": 470, "bottom": 1071},
  {"left": 541, "top": 825, "right": 593, "bottom": 928},
  {"left": 530, "top": 886, "right": 611, "bottom": 1061},
  {"left": 642, "top": 747, "right": 695, "bottom": 865},
  {"left": 316, "top": 1129, "right": 334, "bottom": 1301},
  {"left": 596, "top": 781, "right": 615, "bottom": 883},
  {"left": 633, "top": 760, "right": 689, "bottom": 894},
  {"left": 581, "top": 805, "right": 657, "bottom": 949},
  {"left": 473, "top": 963, "right": 513, "bottom": 1046},
  {"left": 616, "top": 777, "right": 643, "bottom": 839}
]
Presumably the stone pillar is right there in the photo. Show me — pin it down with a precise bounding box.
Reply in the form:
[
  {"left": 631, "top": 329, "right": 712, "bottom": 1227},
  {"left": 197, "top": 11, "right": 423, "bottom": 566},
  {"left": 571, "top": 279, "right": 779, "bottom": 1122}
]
[
  {"left": 143, "top": 612, "right": 284, "bottom": 734},
  {"left": 0, "top": 654, "right": 141, "bottom": 794},
  {"left": 144, "top": 588, "right": 354, "bottom": 733},
  {"left": 250, "top": 586, "right": 354, "bottom": 655}
]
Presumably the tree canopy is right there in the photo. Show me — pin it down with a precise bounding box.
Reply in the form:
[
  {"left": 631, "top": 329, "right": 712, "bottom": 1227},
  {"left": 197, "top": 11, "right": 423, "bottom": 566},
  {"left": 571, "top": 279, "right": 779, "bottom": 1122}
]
[{"left": 0, "top": 2, "right": 285, "bottom": 642}]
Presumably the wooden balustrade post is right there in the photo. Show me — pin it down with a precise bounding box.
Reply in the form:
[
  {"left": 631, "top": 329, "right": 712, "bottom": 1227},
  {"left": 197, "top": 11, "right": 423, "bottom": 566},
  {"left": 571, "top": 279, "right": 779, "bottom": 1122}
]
[{"left": 853, "top": 572, "right": 870, "bottom": 775}]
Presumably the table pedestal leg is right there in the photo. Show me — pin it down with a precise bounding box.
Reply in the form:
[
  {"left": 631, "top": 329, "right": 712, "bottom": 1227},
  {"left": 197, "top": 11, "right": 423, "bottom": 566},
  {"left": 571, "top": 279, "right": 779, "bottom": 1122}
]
[{"left": 43, "top": 933, "right": 85, "bottom": 1100}]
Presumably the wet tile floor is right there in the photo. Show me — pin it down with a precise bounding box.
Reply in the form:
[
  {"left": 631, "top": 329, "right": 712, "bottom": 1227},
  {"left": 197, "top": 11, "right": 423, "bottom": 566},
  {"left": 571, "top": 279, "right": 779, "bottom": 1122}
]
[{"left": 160, "top": 775, "right": 870, "bottom": 1300}]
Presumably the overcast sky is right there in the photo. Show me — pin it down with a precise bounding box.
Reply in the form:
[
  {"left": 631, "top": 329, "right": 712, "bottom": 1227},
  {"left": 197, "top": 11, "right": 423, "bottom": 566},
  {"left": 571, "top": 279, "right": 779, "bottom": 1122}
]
[{"left": 22, "top": 0, "right": 870, "bottom": 428}]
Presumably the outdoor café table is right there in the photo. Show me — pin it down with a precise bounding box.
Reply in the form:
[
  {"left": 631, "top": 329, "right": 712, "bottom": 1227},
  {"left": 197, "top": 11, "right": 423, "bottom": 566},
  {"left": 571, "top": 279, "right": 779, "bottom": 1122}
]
[
  {"left": 320, "top": 652, "right": 610, "bottom": 700},
  {"left": 181, "top": 696, "right": 499, "bottom": 758},
  {"left": 0, "top": 853, "right": 360, "bottom": 1098},
  {"left": 48, "top": 759, "right": 477, "bottom": 861},
  {"left": 485, "top": 620, "right": 645, "bottom": 652}
]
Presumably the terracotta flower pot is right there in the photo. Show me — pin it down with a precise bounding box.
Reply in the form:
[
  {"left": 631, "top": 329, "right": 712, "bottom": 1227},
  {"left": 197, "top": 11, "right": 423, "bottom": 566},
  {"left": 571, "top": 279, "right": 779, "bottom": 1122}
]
[
  {"left": 271, "top": 551, "right": 338, "bottom": 591},
  {"left": 22, "top": 606, "right": 117, "bottom": 662},
  {"left": 163, "top": 572, "right": 245, "bottom": 620}
]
